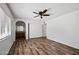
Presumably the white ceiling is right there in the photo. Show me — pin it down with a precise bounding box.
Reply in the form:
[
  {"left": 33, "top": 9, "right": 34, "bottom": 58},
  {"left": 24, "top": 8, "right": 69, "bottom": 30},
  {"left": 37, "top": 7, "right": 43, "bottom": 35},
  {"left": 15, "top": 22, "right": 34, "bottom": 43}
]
[{"left": 8, "top": 3, "right": 79, "bottom": 21}]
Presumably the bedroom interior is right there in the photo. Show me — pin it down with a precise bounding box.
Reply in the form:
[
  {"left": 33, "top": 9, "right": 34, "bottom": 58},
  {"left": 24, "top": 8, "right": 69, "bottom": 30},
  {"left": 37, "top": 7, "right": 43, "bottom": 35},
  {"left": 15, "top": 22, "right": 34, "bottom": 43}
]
[{"left": 0, "top": 3, "right": 79, "bottom": 55}]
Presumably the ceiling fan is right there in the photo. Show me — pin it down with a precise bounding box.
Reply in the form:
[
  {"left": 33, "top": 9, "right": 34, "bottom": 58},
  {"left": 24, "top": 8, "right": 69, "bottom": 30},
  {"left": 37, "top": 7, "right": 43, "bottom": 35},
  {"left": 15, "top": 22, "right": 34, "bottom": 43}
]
[{"left": 33, "top": 8, "right": 51, "bottom": 19}]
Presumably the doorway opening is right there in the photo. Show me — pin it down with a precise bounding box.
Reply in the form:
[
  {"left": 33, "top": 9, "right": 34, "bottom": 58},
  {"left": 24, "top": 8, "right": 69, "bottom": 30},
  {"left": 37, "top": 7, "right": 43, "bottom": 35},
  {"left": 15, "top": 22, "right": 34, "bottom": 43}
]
[
  {"left": 42, "top": 22, "right": 47, "bottom": 39},
  {"left": 16, "top": 21, "right": 26, "bottom": 40}
]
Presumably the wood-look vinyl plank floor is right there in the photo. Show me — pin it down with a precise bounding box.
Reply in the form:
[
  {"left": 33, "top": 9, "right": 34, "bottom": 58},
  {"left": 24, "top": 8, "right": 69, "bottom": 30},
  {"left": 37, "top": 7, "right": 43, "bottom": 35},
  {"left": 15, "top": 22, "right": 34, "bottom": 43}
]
[{"left": 8, "top": 38, "right": 79, "bottom": 55}]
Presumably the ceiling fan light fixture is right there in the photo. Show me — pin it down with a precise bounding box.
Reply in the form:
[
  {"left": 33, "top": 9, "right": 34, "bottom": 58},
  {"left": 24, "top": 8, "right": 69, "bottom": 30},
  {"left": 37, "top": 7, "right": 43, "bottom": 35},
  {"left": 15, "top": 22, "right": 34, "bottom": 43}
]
[{"left": 33, "top": 8, "right": 51, "bottom": 19}]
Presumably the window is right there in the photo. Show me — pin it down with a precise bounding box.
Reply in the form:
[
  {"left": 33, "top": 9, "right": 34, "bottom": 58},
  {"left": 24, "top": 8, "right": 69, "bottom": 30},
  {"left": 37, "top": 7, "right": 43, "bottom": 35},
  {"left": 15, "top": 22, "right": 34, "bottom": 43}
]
[
  {"left": 16, "top": 26, "right": 24, "bottom": 32},
  {"left": 0, "top": 7, "right": 11, "bottom": 40}
]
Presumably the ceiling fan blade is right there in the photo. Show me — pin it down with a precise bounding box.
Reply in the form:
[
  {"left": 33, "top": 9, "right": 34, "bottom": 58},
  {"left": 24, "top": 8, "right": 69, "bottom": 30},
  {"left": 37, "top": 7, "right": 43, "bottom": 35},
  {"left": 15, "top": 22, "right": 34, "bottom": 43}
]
[
  {"left": 43, "top": 14, "right": 50, "bottom": 16},
  {"left": 34, "top": 15, "right": 39, "bottom": 18},
  {"left": 33, "top": 12, "right": 39, "bottom": 14},
  {"left": 43, "top": 8, "right": 51, "bottom": 13},
  {"left": 43, "top": 9, "right": 47, "bottom": 13}
]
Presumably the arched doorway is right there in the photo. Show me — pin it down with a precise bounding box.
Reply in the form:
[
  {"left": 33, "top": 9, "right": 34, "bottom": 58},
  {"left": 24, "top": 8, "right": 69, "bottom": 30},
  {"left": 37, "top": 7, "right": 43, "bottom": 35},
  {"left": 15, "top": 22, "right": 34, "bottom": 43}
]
[{"left": 16, "top": 21, "right": 26, "bottom": 40}]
